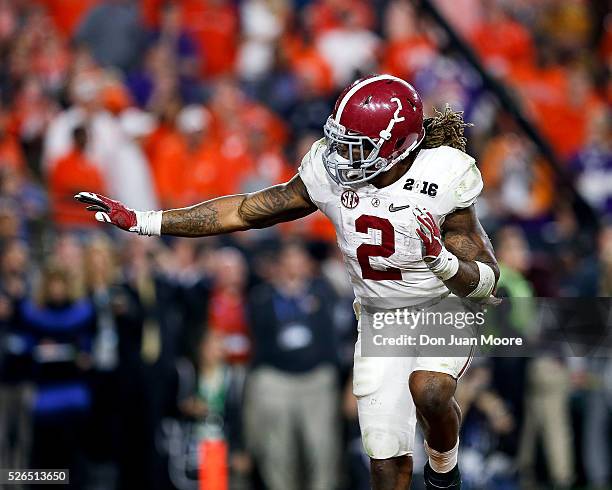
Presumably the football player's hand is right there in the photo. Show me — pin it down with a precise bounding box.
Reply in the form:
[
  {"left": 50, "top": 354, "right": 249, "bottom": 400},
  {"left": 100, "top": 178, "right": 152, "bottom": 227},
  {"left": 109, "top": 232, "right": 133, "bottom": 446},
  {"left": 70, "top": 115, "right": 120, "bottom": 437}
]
[
  {"left": 74, "top": 192, "right": 138, "bottom": 231},
  {"left": 414, "top": 207, "right": 442, "bottom": 262}
]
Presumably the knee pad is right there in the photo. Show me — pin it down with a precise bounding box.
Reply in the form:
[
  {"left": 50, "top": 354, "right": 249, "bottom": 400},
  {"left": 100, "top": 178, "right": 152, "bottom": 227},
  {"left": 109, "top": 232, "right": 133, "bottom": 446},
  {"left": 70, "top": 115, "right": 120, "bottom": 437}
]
[{"left": 361, "top": 427, "right": 404, "bottom": 459}]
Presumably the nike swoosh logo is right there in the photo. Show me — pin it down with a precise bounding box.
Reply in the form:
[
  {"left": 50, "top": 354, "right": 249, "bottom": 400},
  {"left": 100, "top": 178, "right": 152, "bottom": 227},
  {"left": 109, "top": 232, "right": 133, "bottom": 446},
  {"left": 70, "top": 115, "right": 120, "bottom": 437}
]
[{"left": 389, "top": 204, "right": 411, "bottom": 212}]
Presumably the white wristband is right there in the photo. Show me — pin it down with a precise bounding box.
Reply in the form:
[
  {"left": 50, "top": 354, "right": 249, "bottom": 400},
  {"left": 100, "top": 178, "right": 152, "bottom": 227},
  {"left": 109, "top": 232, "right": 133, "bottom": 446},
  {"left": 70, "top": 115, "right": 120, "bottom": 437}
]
[
  {"left": 466, "top": 261, "right": 496, "bottom": 298},
  {"left": 427, "top": 247, "right": 459, "bottom": 281},
  {"left": 427, "top": 246, "right": 459, "bottom": 281},
  {"left": 135, "top": 210, "right": 163, "bottom": 236}
]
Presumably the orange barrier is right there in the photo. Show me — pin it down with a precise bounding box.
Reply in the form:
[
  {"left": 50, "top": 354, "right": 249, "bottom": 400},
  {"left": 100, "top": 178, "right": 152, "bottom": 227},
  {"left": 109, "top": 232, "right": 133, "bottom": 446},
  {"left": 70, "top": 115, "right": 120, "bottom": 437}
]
[{"left": 198, "top": 439, "right": 228, "bottom": 490}]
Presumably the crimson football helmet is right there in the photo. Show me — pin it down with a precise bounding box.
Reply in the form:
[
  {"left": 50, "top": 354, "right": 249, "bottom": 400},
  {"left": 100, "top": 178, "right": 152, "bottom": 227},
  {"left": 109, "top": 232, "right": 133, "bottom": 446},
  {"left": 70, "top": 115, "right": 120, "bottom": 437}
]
[{"left": 323, "top": 74, "right": 425, "bottom": 186}]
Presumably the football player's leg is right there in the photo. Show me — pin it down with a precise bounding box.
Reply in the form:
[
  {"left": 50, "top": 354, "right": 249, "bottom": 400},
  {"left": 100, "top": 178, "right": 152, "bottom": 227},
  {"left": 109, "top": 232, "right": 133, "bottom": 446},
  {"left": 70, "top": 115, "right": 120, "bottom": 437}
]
[
  {"left": 370, "top": 456, "right": 413, "bottom": 490},
  {"left": 409, "top": 370, "right": 460, "bottom": 450},
  {"left": 409, "top": 364, "right": 466, "bottom": 489},
  {"left": 353, "top": 336, "right": 416, "bottom": 490}
]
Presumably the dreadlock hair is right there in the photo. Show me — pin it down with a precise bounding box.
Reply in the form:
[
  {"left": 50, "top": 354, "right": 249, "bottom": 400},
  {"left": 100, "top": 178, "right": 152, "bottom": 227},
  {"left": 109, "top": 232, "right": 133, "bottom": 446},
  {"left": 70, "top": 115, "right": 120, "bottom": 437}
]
[{"left": 421, "top": 105, "right": 473, "bottom": 152}]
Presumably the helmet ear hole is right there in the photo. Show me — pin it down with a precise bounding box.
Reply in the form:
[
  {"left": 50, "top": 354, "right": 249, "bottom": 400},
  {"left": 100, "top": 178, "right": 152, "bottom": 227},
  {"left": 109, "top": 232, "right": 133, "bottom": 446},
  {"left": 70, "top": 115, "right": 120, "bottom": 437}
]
[{"left": 394, "top": 137, "right": 406, "bottom": 150}]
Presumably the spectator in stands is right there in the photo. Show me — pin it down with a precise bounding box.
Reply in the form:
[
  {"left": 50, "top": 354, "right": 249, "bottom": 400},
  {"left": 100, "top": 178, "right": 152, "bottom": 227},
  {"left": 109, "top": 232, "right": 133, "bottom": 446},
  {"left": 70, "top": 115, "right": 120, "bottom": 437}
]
[
  {"left": 43, "top": 71, "right": 121, "bottom": 173},
  {"left": 485, "top": 227, "right": 534, "bottom": 485},
  {"left": 180, "top": 0, "right": 239, "bottom": 78},
  {"left": 315, "top": 2, "right": 380, "bottom": 87},
  {"left": 49, "top": 125, "right": 107, "bottom": 229},
  {"left": 207, "top": 247, "right": 250, "bottom": 365},
  {"left": 581, "top": 224, "right": 612, "bottom": 489},
  {"left": 52, "top": 234, "right": 86, "bottom": 297},
  {"left": 469, "top": 1, "right": 534, "bottom": 78},
  {"left": 0, "top": 239, "right": 32, "bottom": 470},
  {"left": 455, "top": 361, "right": 517, "bottom": 489},
  {"left": 601, "top": 224, "right": 612, "bottom": 296},
  {"left": 381, "top": 1, "right": 437, "bottom": 83},
  {"left": 149, "top": 2, "right": 199, "bottom": 81},
  {"left": 493, "top": 226, "right": 536, "bottom": 330},
  {"left": 75, "top": 0, "right": 145, "bottom": 72},
  {"left": 0, "top": 109, "right": 25, "bottom": 173},
  {"left": 113, "top": 108, "right": 159, "bottom": 211},
  {"left": 178, "top": 329, "right": 251, "bottom": 487},
  {"left": 571, "top": 107, "right": 612, "bottom": 219},
  {"left": 81, "top": 234, "right": 122, "bottom": 487},
  {"left": 162, "top": 238, "right": 211, "bottom": 361},
  {"left": 239, "top": 112, "right": 293, "bottom": 194},
  {"left": 9, "top": 78, "right": 58, "bottom": 179},
  {"left": 115, "top": 236, "right": 181, "bottom": 489},
  {"left": 518, "top": 357, "right": 574, "bottom": 488},
  {"left": 18, "top": 261, "right": 95, "bottom": 487},
  {"left": 479, "top": 121, "right": 554, "bottom": 222},
  {"left": 583, "top": 357, "right": 612, "bottom": 490},
  {"left": 0, "top": 166, "right": 43, "bottom": 241},
  {"left": 244, "top": 242, "right": 340, "bottom": 490},
  {"left": 341, "top": 373, "right": 371, "bottom": 490},
  {"left": 236, "top": 0, "right": 288, "bottom": 81},
  {"left": 177, "top": 104, "right": 234, "bottom": 204}
]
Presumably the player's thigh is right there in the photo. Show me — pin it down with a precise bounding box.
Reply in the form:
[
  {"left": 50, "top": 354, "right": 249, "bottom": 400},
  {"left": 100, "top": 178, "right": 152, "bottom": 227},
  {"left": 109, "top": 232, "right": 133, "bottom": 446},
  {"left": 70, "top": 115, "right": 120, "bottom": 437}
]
[
  {"left": 353, "top": 334, "right": 417, "bottom": 460},
  {"left": 413, "top": 351, "right": 473, "bottom": 382},
  {"left": 411, "top": 297, "right": 476, "bottom": 382}
]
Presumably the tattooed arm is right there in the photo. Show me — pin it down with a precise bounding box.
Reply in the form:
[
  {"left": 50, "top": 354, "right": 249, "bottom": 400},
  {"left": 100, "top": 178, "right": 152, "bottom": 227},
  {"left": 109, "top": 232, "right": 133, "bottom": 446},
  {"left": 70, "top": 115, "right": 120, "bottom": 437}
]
[
  {"left": 74, "top": 174, "right": 317, "bottom": 237},
  {"left": 161, "top": 174, "right": 317, "bottom": 237},
  {"left": 440, "top": 206, "right": 499, "bottom": 297}
]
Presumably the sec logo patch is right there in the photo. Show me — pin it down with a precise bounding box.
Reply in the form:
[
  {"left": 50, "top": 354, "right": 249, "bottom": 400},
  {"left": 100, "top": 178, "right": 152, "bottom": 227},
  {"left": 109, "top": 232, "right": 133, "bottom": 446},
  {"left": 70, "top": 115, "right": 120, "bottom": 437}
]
[{"left": 341, "top": 190, "right": 359, "bottom": 209}]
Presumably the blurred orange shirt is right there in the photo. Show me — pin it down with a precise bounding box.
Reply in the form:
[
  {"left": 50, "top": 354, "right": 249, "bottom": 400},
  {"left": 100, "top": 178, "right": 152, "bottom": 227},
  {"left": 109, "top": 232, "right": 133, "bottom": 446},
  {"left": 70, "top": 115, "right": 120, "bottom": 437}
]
[
  {"left": 149, "top": 126, "right": 254, "bottom": 207},
  {"left": 381, "top": 36, "right": 437, "bottom": 82},
  {"left": 509, "top": 63, "right": 601, "bottom": 158},
  {"left": 291, "top": 48, "right": 334, "bottom": 95},
  {"left": 148, "top": 128, "right": 187, "bottom": 208},
  {"left": 470, "top": 19, "right": 534, "bottom": 74},
  {"left": 0, "top": 135, "right": 25, "bottom": 172},
  {"left": 142, "top": 0, "right": 238, "bottom": 77},
  {"left": 182, "top": 140, "right": 241, "bottom": 203},
  {"left": 50, "top": 149, "right": 106, "bottom": 227},
  {"left": 241, "top": 104, "right": 288, "bottom": 149},
  {"left": 182, "top": 0, "right": 239, "bottom": 78},
  {"left": 308, "top": 0, "right": 373, "bottom": 36}
]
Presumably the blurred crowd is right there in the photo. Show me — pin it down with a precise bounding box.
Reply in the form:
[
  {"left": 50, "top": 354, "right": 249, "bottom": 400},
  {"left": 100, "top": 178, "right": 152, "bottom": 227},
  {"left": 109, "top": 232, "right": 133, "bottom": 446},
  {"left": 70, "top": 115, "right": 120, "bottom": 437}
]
[{"left": 0, "top": 0, "right": 610, "bottom": 489}]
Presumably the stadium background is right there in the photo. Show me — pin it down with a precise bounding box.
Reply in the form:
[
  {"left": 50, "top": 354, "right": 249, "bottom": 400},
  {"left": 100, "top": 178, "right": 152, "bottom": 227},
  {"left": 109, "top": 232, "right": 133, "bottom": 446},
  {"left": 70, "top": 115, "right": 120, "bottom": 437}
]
[{"left": 0, "top": 0, "right": 610, "bottom": 489}]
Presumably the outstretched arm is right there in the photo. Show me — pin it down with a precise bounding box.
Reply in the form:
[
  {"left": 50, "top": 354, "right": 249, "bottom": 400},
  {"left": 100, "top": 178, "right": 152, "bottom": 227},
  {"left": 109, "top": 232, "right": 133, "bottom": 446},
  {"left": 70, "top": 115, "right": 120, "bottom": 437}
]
[
  {"left": 75, "top": 174, "right": 317, "bottom": 238},
  {"left": 415, "top": 205, "right": 499, "bottom": 298}
]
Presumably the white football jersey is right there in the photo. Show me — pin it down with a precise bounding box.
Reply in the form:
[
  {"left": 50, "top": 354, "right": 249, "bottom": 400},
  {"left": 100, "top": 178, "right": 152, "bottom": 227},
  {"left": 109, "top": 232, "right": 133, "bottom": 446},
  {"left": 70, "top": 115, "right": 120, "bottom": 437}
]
[{"left": 299, "top": 139, "right": 483, "bottom": 306}]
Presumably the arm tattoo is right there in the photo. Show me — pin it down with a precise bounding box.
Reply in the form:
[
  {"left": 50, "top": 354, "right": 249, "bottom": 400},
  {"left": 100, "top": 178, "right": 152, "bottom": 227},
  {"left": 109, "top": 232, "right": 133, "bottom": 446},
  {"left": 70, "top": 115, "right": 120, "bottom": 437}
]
[
  {"left": 162, "top": 202, "right": 222, "bottom": 236},
  {"left": 238, "top": 176, "right": 315, "bottom": 228},
  {"left": 161, "top": 175, "right": 316, "bottom": 237},
  {"left": 441, "top": 206, "right": 499, "bottom": 297}
]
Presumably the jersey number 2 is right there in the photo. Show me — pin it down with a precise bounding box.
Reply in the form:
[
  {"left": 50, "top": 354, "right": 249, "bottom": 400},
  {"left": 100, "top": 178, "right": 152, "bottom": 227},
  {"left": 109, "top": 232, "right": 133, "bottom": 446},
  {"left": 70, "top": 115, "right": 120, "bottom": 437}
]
[{"left": 355, "top": 215, "right": 402, "bottom": 281}]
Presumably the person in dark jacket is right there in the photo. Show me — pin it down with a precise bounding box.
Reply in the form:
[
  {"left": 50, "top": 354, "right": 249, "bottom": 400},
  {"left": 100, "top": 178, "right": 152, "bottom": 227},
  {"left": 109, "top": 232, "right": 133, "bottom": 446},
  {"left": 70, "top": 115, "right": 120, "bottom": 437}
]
[
  {"left": 18, "top": 260, "right": 95, "bottom": 487},
  {"left": 0, "top": 239, "right": 32, "bottom": 470},
  {"left": 244, "top": 242, "right": 340, "bottom": 490}
]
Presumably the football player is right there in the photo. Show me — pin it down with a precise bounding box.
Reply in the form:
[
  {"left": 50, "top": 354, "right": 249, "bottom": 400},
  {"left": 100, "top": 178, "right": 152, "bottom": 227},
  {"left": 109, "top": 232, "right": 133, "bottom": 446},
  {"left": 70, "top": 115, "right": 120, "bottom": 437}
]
[{"left": 76, "top": 74, "right": 499, "bottom": 490}]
